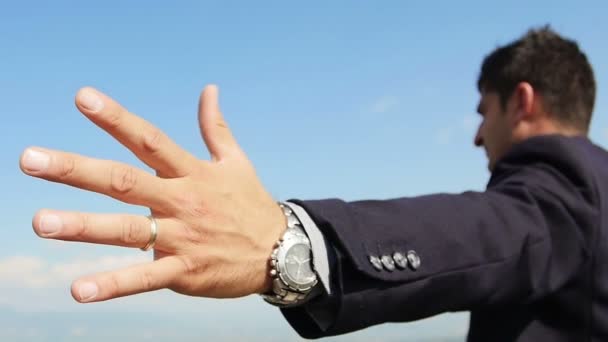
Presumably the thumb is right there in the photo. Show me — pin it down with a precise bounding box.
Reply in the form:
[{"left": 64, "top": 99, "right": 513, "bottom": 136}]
[{"left": 198, "top": 85, "right": 241, "bottom": 161}]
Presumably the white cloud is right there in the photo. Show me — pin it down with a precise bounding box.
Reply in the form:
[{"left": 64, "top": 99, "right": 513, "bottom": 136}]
[
  {"left": 370, "top": 96, "right": 399, "bottom": 114},
  {"left": 0, "top": 256, "right": 47, "bottom": 288}
]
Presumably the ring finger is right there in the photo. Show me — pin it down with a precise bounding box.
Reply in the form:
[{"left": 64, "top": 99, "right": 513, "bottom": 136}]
[{"left": 32, "top": 209, "right": 183, "bottom": 252}]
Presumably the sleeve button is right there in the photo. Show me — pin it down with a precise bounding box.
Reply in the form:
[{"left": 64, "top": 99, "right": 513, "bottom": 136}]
[
  {"left": 381, "top": 255, "right": 396, "bottom": 272},
  {"left": 407, "top": 250, "right": 421, "bottom": 271},
  {"left": 393, "top": 252, "right": 408, "bottom": 269},
  {"left": 369, "top": 255, "right": 383, "bottom": 271}
]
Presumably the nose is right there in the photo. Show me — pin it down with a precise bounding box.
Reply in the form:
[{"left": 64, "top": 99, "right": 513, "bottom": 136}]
[
  {"left": 474, "top": 125, "right": 483, "bottom": 147},
  {"left": 474, "top": 135, "right": 483, "bottom": 147}
]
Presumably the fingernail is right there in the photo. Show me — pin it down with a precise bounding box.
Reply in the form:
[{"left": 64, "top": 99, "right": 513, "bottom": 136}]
[
  {"left": 79, "top": 89, "right": 104, "bottom": 112},
  {"left": 39, "top": 214, "right": 62, "bottom": 235},
  {"left": 22, "top": 149, "right": 50, "bottom": 172},
  {"left": 78, "top": 282, "right": 98, "bottom": 301}
]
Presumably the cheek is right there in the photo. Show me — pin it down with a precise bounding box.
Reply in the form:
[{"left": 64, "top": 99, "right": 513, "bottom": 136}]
[
  {"left": 484, "top": 119, "right": 502, "bottom": 154},
  {"left": 481, "top": 120, "right": 494, "bottom": 144}
]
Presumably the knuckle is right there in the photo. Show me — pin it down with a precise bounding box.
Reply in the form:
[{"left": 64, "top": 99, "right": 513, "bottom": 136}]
[
  {"left": 104, "top": 110, "right": 122, "bottom": 129},
  {"left": 139, "top": 269, "right": 156, "bottom": 291},
  {"left": 75, "top": 213, "right": 91, "bottom": 239},
  {"left": 180, "top": 223, "right": 207, "bottom": 246},
  {"left": 58, "top": 156, "right": 76, "bottom": 180},
  {"left": 170, "top": 191, "right": 195, "bottom": 213},
  {"left": 177, "top": 255, "right": 199, "bottom": 275},
  {"left": 110, "top": 165, "right": 137, "bottom": 194},
  {"left": 106, "top": 274, "right": 122, "bottom": 297},
  {"left": 178, "top": 195, "right": 209, "bottom": 219},
  {"left": 142, "top": 128, "right": 163, "bottom": 153},
  {"left": 170, "top": 256, "right": 208, "bottom": 294},
  {"left": 164, "top": 180, "right": 209, "bottom": 217},
  {"left": 216, "top": 115, "right": 228, "bottom": 129}
]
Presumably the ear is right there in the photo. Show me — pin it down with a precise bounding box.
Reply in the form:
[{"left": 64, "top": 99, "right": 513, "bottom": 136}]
[{"left": 511, "top": 82, "right": 535, "bottom": 123}]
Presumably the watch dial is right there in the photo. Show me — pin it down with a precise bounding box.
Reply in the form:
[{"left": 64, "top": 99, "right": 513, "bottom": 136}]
[{"left": 284, "top": 243, "right": 315, "bottom": 284}]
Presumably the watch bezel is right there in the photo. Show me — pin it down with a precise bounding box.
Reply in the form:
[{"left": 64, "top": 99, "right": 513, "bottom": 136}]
[{"left": 275, "top": 230, "right": 318, "bottom": 292}]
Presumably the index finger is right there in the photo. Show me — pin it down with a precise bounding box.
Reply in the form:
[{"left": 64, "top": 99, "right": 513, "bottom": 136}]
[{"left": 76, "top": 87, "right": 198, "bottom": 178}]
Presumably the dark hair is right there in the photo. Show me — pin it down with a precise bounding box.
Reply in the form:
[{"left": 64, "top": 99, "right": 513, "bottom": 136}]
[{"left": 477, "top": 26, "right": 596, "bottom": 133}]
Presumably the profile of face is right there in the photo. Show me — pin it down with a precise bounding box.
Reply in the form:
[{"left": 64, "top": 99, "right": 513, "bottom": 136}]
[{"left": 474, "top": 90, "right": 517, "bottom": 172}]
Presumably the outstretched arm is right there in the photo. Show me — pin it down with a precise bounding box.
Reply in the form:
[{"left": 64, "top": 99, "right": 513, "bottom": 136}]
[{"left": 281, "top": 135, "right": 598, "bottom": 338}]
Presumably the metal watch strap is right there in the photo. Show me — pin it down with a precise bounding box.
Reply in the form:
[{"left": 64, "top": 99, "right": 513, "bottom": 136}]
[
  {"left": 264, "top": 270, "right": 320, "bottom": 307},
  {"left": 261, "top": 202, "right": 320, "bottom": 307}
]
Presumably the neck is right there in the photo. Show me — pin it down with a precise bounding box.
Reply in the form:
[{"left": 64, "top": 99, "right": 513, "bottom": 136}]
[{"left": 514, "top": 119, "right": 586, "bottom": 143}]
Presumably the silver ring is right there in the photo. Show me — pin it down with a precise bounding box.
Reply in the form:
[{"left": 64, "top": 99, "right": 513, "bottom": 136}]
[{"left": 140, "top": 215, "right": 158, "bottom": 251}]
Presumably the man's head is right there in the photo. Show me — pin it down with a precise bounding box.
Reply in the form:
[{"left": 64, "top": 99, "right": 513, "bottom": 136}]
[{"left": 474, "top": 26, "right": 596, "bottom": 171}]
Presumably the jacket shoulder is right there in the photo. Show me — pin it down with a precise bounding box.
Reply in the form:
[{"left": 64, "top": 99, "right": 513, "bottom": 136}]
[{"left": 489, "top": 134, "right": 599, "bottom": 194}]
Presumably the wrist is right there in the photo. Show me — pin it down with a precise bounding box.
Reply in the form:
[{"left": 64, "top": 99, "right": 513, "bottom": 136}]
[{"left": 257, "top": 201, "right": 288, "bottom": 294}]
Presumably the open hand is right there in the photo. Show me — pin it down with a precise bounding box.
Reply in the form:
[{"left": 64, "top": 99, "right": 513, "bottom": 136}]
[{"left": 19, "top": 86, "right": 286, "bottom": 303}]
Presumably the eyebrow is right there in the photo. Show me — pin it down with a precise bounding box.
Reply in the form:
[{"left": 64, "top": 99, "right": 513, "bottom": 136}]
[{"left": 476, "top": 103, "right": 484, "bottom": 115}]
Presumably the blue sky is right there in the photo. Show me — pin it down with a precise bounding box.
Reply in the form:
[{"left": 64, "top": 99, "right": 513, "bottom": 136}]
[{"left": 1, "top": 1, "right": 607, "bottom": 341}]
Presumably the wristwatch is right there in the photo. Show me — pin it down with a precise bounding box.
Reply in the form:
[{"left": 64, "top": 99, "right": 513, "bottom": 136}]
[{"left": 261, "top": 202, "right": 320, "bottom": 307}]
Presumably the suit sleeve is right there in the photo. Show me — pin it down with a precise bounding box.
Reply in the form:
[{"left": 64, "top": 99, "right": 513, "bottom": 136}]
[{"left": 280, "top": 136, "right": 600, "bottom": 338}]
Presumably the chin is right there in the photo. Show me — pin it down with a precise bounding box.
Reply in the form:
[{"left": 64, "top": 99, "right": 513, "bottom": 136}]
[{"left": 487, "top": 160, "right": 495, "bottom": 172}]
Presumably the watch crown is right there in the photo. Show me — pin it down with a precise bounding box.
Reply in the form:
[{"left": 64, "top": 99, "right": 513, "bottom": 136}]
[
  {"left": 270, "top": 259, "right": 277, "bottom": 267},
  {"left": 269, "top": 269, "right": 277, "bottom": 277}
]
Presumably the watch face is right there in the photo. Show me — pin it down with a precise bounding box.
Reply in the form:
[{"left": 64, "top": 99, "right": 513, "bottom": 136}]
[{"left": 284, "top": 243, "right": 316, "bottom": 285}]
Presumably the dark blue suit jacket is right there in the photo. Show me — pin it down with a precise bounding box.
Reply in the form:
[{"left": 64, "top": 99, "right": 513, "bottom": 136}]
[{"left": 282, "top": 134, "right": 607, "bottom": 341}]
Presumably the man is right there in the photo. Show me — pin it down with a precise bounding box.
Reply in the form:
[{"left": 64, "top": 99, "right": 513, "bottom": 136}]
[
  {"left": 19, "top": 26, "right": 602, "bottom": 341},
  {"left": 279, "top": 27, "right": 601, "bottom": 341}
]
